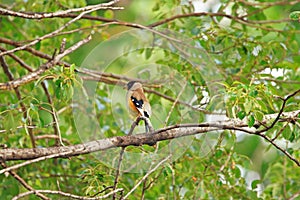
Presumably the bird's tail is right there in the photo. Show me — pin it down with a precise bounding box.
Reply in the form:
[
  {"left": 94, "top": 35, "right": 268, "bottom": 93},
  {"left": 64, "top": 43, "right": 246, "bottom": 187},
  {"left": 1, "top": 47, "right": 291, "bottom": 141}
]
[
  {"left": 144, "top": 119, "right": 156, "bottom": 146},
  {"left": 144, "top": 118, "right": 153, "bottom": 133}
]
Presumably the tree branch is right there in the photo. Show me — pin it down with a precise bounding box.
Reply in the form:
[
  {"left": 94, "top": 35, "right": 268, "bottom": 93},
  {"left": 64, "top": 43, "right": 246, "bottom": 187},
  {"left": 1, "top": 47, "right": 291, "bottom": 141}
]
[
  {"left": 0, "top": 34, "right": 92, "bottom": 90},
  {"left": 0, "top": 53, "right": 36, "bottom": 148},
  {"left": 112, "top": 117, "right": 141, "bottom": 200},
  {"left": 0, "top": 150, "right": 78, "bottom": 175},
  {"left": 0, "top": 110, "right": 299, "bottom": 165},
  {"left": 0, "top": 161, "right": 50, "bottom": 200},
  {"left": 12, "top": 188, "right": 123, "bottom": 200},
  {"left": 122, "top": 155, "right": 171, "bottom": 199},
  {"left": 148, "top": 12, "right": 299, "bottom": 33},
  {"left": 0, "top": 2, "right": 109, "bottom": 57},
  {"left": 0, "top": 1, "right": 122, "bottom": 19},
  {"left": 255, "top": 89, "right": 300, "bottom": 134},
  {"left": 0, "top": 45, "right": 64, "bottom": 146}
]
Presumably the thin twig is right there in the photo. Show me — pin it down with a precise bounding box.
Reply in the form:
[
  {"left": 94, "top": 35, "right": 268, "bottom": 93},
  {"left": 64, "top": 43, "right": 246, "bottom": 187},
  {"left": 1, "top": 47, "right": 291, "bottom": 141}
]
[
  {"left": 141, "top": 177, "right": 148, "bottom": 200},
  {"left": 145, "top": 88, "right": 209, "bottom": 113},
  {"left": 41, "top": 82, "right": 64, "bottom": 146},
  {"left": 288, "top": 190, "right": 300, "bottom": 200},
  {"left": 0, "top": 3, "right": 102, "bottom": 57},
  {"left": 256, "top": 89, "right": 300, "bottom": 134},
  {"left": 0, "top": 50, "right": 60, "bottom": 143},
  {"left": 271, "top": 122, "right": 289, "bottom": 142},
  {"left": 0, "top": 149, "right": 79, "bottom": 175},
  {"left": 0, "top": 34, "right": 92, "bottom": 90},
  {"left": 148, "top": 12, "right": 300, "bottom": 33},
  {"left": 0, "top": 46, "right": 34, "bottom": 71},
  {"left": 112, "top": 117, "right": 142, "bottom": 200},
  {"left": 91, "top": 186, "right": 114, "bottom": 197},
  {"left": 141, "top": 167, "right": 165, "bottom": 199},
  {"left": 0, "top": 36, "right": 61, "bottom": 62},
  {"left": 122, "top": 155, "right": 171, "bottom": 199},
  {"left": 35, "top": 134, "right": 71, "bottom": 145},
  {"left": 0, "top": 1, "right": 122, "bottom": 19},
  {"left": 0, "top": 54, "right": 36, "bottom": 148},
  {"left": 12, "top": 188, "right": 123, "bottom": 200},
  {"left": 164, "top": 81, "right": 187, "bottom": 126},
  {"left": 0, "top": 161, "right": 49, "bottom": 200}
]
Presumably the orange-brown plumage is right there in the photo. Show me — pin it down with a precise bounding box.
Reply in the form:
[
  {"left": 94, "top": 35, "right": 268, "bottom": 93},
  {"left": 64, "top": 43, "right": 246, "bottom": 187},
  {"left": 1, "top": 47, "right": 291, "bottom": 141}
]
[{"left": 125, "top": 81, "right": 152, "bottom": 132}]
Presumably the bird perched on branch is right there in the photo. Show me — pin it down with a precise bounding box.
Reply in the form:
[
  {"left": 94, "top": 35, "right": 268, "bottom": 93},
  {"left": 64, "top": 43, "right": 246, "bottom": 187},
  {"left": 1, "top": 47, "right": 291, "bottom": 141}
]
[{"left": 125, "top": 81, "right": 153, "bottom": 133}]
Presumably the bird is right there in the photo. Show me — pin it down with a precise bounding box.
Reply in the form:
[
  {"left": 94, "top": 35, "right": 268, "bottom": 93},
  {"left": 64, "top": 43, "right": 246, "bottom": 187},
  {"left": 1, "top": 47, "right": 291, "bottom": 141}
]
[{"left": 125, "top": 81, "right": 153, "bottom": 132}]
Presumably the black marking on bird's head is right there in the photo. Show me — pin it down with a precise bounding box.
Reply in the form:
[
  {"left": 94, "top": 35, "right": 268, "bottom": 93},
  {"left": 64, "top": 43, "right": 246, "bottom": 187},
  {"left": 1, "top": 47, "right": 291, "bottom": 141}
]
[{"left": 127, "top": 81, "right": 137, "bottom": 90}]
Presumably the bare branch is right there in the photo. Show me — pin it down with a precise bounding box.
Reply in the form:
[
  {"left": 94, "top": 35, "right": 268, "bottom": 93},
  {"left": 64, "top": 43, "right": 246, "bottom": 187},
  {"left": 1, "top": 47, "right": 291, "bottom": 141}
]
[
  {"left": 0, "top": 36, "right": 58, "bottom": 61},
  {"left": 0, "top": 34, "right": 92, "bottom": 90},
  {"left": 145, "top": 88, "right": 209, "bottom": 113},
  {"left": 0, "top": 2, "right": 104, "bottom": 57},
  {"left": 0, "top": 46, "right": 34, "bottom": 71},
  {"left": 77, "top": 69, "right": 210, "bottom": 113},
  {"left": 12, "top": 188, "right": 124, "bottom": 200},
  {"left": 0, "top": 46, "right": 64, "bottom": 146},
  {"left": 0, "top": 149, "right": 78, "bottom": 175},
  {"left": 288, "top": 190, "right": 300, "bottom": 200},
  {"left": 112, "top": 118, "right": 142, "bottom": 200},
  {"left": 0, "top": 53, "right": 36, "bottom": 148},
  {"left": 0, "top": 161, "right": 49, "bottom": 200},
  {"left": 256, "top": 89, "right": 300, "bottom": 134},
  {"left": 164, "top": 81, "right": 187, "bottom": 126},
  {"left": 237, "top": 0, "right": 300, "bottom": 6},
  {"left": 0, "top": 110, "right": 299, "bottom": 165},
  {"left": 35, "top": 134, "right": 71, "bottom": 145},
  {"left": 0, "top": 1, "right": 123, "bottom": 19},
  {"left": 148, "top": 12, "right": 299, "bottom": 33}
]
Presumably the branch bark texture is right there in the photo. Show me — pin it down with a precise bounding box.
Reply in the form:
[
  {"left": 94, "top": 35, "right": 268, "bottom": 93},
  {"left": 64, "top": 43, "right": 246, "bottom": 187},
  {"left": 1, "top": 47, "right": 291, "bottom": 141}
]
[{"left": 1, "top": 110, "right": 298, "bottom": 162}]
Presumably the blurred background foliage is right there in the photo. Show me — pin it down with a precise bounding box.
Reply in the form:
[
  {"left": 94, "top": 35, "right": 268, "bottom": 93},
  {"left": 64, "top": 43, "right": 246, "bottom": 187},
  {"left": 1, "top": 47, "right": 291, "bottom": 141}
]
[{"left": 0, "top": 0, "right": 300, "bottom": 199}]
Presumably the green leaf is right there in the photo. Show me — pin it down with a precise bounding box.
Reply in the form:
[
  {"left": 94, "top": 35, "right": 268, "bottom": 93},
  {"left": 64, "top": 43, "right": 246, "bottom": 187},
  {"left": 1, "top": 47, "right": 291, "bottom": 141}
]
[
  {"left": 215, "top": 149, "right": 223, "bottom": 158},
  {"left": 254, "top": 110, "right": 264, "bottom": 121},
  {"left": 251, "top": 180, "right": 260, "bottom": 190},
  {"left": 145, "top": 48, "right": 153, "bottom": 60},
  {"left": 70, "top": 63, "right": 75, "bottom": 73},
  {"left": 35, "top": 41, "right": 41, "bottom": 50},
  {"left": 191, "top": 27, "right": 200, "bottom": 35},
  {"left": 152, "top": 3, "right": 160, "bottom": 11},
  {"left": 232, "top": 167, "right": 241, "bottom": 178},
  {"left": 282, "top": 125, "right": 294, "bottom": 142},
  {"left": 163, "top": 164, "right": 173, "bottom": 177},
  {"left": 237, "top": 110, "right": 246, "bottom": 120},
  {"left": 249, "top": 89, "right": 258, "bottom": 97},
  {"left": 248, "top": 115, "right": 255, "bottom": 127},
  {"left": 256, "top": 99, "right": 268, "bottom": 112},
  {"left": 289, "top": 11, "right": 300, "bottom": 21},
  {"left": 104, "top": 10, "right": 113, "bottom": 19},
  {"left": 244, "top": 99, "right": 252, "bottom": 114},
  {"left": 216, "top": 180, "right": 222, "bottom": 186}
]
